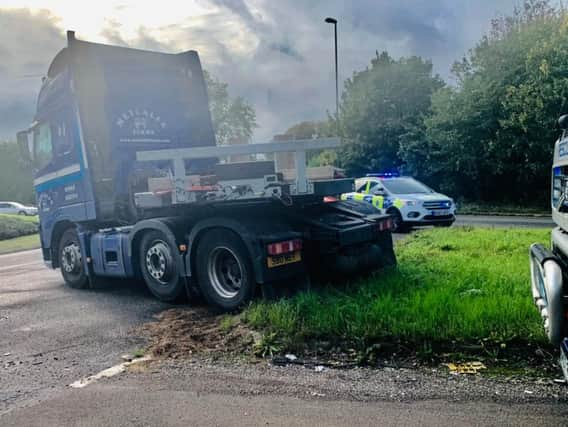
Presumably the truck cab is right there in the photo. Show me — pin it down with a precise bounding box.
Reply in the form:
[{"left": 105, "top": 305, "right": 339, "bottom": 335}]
[{"left": 529, "top": 114, "right": 568, "bottom": 380}]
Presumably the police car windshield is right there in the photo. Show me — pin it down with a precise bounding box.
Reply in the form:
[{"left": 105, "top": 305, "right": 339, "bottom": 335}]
[{"left": 381, "top": 178, "right": 432, "bottom": 194}]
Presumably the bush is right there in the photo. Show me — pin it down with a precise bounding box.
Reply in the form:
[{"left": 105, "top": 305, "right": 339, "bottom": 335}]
[{"left": 0, "top": 214, "right": 39, "bottom": 241}]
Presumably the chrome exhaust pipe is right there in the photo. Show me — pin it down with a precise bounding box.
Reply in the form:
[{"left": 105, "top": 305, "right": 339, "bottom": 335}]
[{"left": 529, "top": 244, "right": 565, "bottom": 345}]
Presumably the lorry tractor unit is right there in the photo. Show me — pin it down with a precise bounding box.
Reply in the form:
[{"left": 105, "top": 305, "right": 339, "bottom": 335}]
[
  {"left": 17, "top": 32, "right": 396, "bottom": 311},
  {"left": 529, "top": 114, "right": 568, "bottom": 380}
]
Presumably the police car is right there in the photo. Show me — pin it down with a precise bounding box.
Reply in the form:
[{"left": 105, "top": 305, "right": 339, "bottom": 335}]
[{"left": 341, "top": 173, "right": 456, "bottom": 231}]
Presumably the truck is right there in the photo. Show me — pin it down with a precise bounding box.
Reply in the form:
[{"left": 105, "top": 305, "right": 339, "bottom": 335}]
[
  {"left": 529, "top": 114, "right": 568, "bottom": 380},
  {"left": 16, "top": 31, "right": 396, "bottom": 311}
]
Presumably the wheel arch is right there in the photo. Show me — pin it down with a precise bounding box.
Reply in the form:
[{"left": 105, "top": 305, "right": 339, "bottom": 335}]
[
  {"left": 128, "top": 218, "right": 188, "bottom": 278},
  {"left": 50, "top": 220, "right": 77, "bottom": 268},
  {"left": 186, "top": 218, "right": 265, "bottom": 284}
]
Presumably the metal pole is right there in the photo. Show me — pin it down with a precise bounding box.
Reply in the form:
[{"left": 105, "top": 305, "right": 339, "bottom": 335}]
[
  {"left": 334, "top": 22, "right": 339, "bottom": 122},
  {"left": 325, "top": 17, "right": 339, "bottom": 132}
]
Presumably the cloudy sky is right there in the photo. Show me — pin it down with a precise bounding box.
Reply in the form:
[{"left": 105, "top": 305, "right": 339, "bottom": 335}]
[{"left": 0, "top": 0, "right": 522, "bottom": 141}]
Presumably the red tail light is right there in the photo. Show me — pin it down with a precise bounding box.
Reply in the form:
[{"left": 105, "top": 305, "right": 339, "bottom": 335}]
[
  {"left": 377, "top": 217, "right": 393, "bottom": 231},
  {"left": 324, "top": 196, "right": 338, "bottom": 203},
  {"left": 267, "top": 239, "right": 302, "bottom": 256}
]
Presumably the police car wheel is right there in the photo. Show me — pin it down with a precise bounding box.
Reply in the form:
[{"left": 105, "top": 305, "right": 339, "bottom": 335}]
[
  {"left": 59, "top": 228, "right": 89, "bottom": 289},
  {"left": 388, "top": 208, "right": 405, "bottom": 232}
]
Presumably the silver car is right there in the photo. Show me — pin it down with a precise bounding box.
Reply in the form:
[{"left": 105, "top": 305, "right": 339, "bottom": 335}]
[{"left": 0, "top": 201, "right": 38, "bottom": 216}]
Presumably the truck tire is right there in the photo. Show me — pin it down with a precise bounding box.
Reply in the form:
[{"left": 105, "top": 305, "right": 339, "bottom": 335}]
[
  {"left": 195, "top": 229, "right": 255, "bottom": 312},
  {"left": 139, "top": 231, "right": 186, "bottom": 303},
  {"left": 59, "top": 228, "right": 89, "bottom": 289}
]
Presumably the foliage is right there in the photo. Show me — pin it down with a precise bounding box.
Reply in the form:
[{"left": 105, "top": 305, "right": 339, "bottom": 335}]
[
  {"left": 204, "top": 71, "right": 257, "bottom": 145},
  {"left": 244, "top": 227, "right": 547, "bottom": 348},
  {"left": 0, "top": 214, "right": 38, "bottom": 240},
  {"left": 0, "top": 141, "right": 34, "bottom": 204},
  {"left": 337, "top": 52, "right": 444, "bottom": 176},
  {"left": 0, "top": 233, "right": 40, "bottom": 255},
  {"left": 402, "top": 0, "right": 566, "bottom": 204},
  {"left": 280, "top": 120, "right": 338, "bottom": 166}
]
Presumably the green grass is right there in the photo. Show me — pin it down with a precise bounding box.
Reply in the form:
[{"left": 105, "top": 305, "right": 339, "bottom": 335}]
[
  {"left": 243, "top": 227, "right": 548, "bottom": 351},
  {"left": 0, "top": 233, "right": 40, "bottom": 255},
  {"left": 0, "top": 213, "right": 39, "bottom": 240},
  {"left": 458, "top": 201, "right": 548, "bottom": 216}
]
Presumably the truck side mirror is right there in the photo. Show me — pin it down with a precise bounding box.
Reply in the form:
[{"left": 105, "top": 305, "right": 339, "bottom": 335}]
[
  {"left": 559, "top": 115, "right": 568, "bottom": 130},
  {"left": 17, "top": 130, "right": 33, "bottom": 166}
]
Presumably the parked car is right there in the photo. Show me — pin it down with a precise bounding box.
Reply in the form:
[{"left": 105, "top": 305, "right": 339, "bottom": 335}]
[
  {"left": 341, "top": 173, "right": 456, "bottom": 232},
  {"left": 0, "top": 201, "right": 38, "bottom": 216}
]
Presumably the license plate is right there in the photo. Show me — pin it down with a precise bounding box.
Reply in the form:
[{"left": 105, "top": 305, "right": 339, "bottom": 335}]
[
  {"left": 267, "top": 251, "right": 302, "bottom": 268},
  {"left": 431, "top": 209, "right": 450, "bottom": 216}
]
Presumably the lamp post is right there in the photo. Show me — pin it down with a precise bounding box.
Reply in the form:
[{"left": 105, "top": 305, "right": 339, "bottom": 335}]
[{"left": 324, "top": 17, "right": 339, "bottom": 124}]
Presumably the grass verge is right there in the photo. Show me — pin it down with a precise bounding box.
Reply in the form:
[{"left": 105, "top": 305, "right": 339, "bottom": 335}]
[
  {"left": 0, "top": 233, "right": 40, "bottom": 255},
  {"left": 243, "top": 227, "right": 550, "bottom": 363},
  {"left": 458, "top": 202, "right": 548, "bottom": 216}
]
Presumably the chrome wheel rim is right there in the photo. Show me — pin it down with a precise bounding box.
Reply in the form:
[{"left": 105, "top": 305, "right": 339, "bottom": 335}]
[
  {"left": 61, "top": 243, "right": 81, "bottom": 274},
  {"left": 207, "top": 247, "right": 243, "bottom": 299},
  {"left": 145, "top": 241, "right": 173, "bottom": 284}
]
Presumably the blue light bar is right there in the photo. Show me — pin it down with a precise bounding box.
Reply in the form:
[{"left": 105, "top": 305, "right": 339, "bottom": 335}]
[{"left": 366, "top": 171, "right": 400, "bottom": 178}]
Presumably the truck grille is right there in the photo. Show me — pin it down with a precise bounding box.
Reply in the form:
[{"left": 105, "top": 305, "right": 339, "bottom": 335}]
[{"left": 423, "top": 200, "right": 451, "bottom": 210}]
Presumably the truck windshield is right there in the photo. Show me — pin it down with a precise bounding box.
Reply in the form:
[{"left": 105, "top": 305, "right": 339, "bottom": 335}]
[{"left": 381, "top": 178, "right": 432, "bottom": 194}]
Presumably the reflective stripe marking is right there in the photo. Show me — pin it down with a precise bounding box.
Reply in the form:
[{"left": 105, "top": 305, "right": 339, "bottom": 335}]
[
  {"left": 393, "top": 199, "right": 404, "bottom": 208},
  {"left": 33, "top": 163, "right": 81, "bottom": 186},
  {"left": 365, "top": 180, "right": 371, "bottom": 194}
]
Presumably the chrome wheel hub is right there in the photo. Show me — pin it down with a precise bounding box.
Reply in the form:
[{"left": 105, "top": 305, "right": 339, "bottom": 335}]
[
  {"left": 207, "top": 247, "right": 243, "bottom": 299},
  {"left": 145, "top": 241, "right": 172, "bottom": 284},
  {"left": 61, "top": 243, "right": 81, "bottom": 273}
]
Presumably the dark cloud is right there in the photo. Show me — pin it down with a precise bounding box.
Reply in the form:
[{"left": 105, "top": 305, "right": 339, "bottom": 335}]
[
  {"left": 0, "top": 1, "right": 521, "bottom": 141},
  {"left": 0, "top": 8, "right": 64, "bottom": 139}
]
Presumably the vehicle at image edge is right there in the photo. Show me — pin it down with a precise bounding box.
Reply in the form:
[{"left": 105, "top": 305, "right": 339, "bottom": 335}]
[
  {"left": 341, "top": 173, "right": 456, "bottom": 232},
  {"left": 529, "top": 114, "right": 568, "bottom": 381},
  {"left": 16, "top": 32, "right": 396, "bottom": 312},
  {"left": 0, "top": 201, "right": 38, "bottom": 216}
]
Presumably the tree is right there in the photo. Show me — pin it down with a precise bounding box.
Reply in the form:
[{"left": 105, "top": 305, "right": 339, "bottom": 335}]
[
  {"left": 0, "top": 141, "right": 34, "bottom": 204},
  {"left": 338, "top": 52, "right": 444, "bottom": 176},
  {"left": 410, "top": 0, "right": 566, "bottom": 204},
  {"left": 204, "top": 71, "right": 257, "bottom": 145},
  {"left": 280, "top": 120, "right": 338, "bottom": 166}
]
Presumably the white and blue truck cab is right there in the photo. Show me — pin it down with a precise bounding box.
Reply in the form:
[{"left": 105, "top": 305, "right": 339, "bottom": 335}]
[
  {"left": 17, "top": 32, "right": 397, "bottom": 311},
  {"left": 529, "top": 114, "right": 568, "bottom": 380}
]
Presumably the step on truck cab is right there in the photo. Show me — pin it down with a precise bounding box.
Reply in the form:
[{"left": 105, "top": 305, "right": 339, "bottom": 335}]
[
  {"left": 529, "top": 114, "right": 568, "bottom": 379},
  {"left": 17, "top": 32, "right": 396, "bottom": 311}
]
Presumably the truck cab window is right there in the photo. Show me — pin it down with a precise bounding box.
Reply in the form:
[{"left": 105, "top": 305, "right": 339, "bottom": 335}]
[
  {"left": 34, "top": 123, "right": 54, "bottom": 171},
  {"left": 54, "top": 122, "right": 73, "bottom": 157}
]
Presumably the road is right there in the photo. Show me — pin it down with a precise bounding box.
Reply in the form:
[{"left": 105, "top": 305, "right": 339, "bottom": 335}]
[{"left": 1, "top": 216, "right": 566, "bottom": 426}]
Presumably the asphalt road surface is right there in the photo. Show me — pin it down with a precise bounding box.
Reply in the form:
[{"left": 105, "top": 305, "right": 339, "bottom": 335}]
[{"left": 1, "top": 216, "right": 566, "bottom": 426}]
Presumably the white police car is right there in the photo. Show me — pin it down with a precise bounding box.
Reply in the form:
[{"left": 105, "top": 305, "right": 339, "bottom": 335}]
[{"left": 341, "top": 174, "right": 456, "bottom": 231}]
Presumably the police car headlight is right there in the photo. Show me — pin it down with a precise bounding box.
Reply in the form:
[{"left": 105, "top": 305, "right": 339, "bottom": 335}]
[{"left": 403, "top": 200, "right": 417, "bottom": 206}]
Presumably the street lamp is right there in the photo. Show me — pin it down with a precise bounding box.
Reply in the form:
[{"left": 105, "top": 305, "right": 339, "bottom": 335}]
[{"left": 324, "top": 17, "right": 339, "bottom": 124}]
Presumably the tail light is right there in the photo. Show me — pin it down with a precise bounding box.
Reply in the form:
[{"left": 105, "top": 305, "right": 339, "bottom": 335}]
[
  {"left": 324, "top": 196, "right": 338, "bottom": 203},
  {"left": 377, "top": 217, "right": 393, "bottom": 232},
  {"left": 267, "top": 239, "right": 302, "bottom": 256}
]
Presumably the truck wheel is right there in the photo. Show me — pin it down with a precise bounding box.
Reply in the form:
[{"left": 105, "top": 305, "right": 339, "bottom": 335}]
[
  {"left": 139, "top": 231, "right": 186, "bottom": 303},
  {"left": 59, "top": 228, "right": 89, "bottom": 289},
  {"left": 195, "top": 229, "right": 255, "bottom": 312}
]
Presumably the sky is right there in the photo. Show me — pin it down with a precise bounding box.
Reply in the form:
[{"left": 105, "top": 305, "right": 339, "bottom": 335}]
[{"left": 0, "top": 0, "right": 522, "bottom": 141}]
